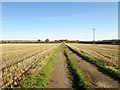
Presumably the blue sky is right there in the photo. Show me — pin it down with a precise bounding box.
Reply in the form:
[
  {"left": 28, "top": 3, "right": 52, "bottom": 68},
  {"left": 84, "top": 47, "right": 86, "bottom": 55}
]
[{"left": 2, "top": 2, "right": 118, "bottom": 41}]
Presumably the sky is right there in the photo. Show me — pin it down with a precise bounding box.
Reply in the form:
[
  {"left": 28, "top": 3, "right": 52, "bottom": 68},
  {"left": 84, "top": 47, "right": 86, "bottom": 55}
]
[{"left": 2, "top": 2, "right": 118, "bottom": 41}]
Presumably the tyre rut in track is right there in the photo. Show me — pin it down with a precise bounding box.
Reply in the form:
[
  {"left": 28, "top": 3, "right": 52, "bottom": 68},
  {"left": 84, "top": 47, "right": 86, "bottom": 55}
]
[
  {"left": 65, "top": 45, "right": 118, "bottom": 88},
  {"left": 48, "top": 44, "right": 71, "bottom": 88}
]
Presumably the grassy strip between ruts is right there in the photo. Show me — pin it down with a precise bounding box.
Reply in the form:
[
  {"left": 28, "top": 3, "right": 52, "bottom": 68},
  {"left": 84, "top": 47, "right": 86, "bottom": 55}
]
[
  {"left": 64, "top": 50, "right": 92, "bottom": 90},
  {"left": 18, "top": 47, "right": 58, "bottom": 88},
  {"left": 67, "top": 45, "right": 120, "bottom": 81}
]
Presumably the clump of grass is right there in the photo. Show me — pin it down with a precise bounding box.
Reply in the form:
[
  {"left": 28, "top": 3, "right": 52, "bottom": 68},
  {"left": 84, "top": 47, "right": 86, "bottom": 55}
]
[
  {"left": 102, "top": 66, "right": 120, "bottom": 79},
  {"left": 18, "top": 48, "right": 58, "bottom": 88},
  {"left": 64, "top": 51, "right": 92, "bottom": 90},
  {"left": 67, "top": 45, "right": 120, "bottom": 81}
]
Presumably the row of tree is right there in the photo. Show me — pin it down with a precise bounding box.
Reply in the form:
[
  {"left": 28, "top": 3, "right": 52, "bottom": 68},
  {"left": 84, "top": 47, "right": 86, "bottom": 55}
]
[
  {"left": 38, "top": 39, "right": 120, "bottom": 45},
  {"left": 38, "top": 39, "right": 49, "bottom": 42},
  {"left": 37, "top": 39, "right": 79, "bottom": 43},
  {"left": 1, "top": 39, "right": 120, "bottom": 45}
]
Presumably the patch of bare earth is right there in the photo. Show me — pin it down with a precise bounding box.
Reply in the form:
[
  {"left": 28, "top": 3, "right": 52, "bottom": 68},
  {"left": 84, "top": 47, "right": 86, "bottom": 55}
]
[
  {"left": 65, "top": 45, "right": 118, "bottom": 88},
  {"left": 48, "top": 44, "right": 71, "bottom": 88}
]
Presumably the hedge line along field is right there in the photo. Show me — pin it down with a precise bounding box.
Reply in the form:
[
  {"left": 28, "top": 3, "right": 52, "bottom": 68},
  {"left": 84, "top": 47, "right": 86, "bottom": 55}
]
[{"left": 0, "top": 43, "right": 119, "bottom": 89}]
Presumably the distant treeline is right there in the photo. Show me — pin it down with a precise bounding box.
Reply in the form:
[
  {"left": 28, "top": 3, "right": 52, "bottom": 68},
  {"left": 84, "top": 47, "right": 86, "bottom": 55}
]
[
  {"left": 0, "top": 40, "right": 55, "bottom": 43},
  {"left": 54, "top": 39, "right": 120, "bottom": 45},
  {"left": 78, "top": 40, "right": 120, "bottom": 45},
  {"left": 0, "top": 39, "right": 120, "bottom": 45}
]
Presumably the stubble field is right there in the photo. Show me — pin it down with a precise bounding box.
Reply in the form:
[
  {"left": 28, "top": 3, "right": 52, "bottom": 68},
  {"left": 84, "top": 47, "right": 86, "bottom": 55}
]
[{"left": 0, "top": 43, "right": 119, "bottom": 89}]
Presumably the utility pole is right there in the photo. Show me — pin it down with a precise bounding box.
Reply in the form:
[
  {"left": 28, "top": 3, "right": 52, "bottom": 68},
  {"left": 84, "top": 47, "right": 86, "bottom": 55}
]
[{"left": 93, "top": 28, "right": 96, "bottom": 44}]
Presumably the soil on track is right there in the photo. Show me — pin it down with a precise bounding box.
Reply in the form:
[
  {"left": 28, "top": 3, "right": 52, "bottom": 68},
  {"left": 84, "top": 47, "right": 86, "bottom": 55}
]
[
  {"left": 48, "top": 44, "right": 71, "bottom": 88},
  {"left": 65, "top": 45, "right": 118, "bottom": 88}
]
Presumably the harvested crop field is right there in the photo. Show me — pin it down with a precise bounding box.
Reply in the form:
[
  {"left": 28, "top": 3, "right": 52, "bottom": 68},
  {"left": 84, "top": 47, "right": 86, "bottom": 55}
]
[
  {"left": 66, "top": 43, "right": 118, "bottom": 67},
  {"left": 0, "top": 43, "right": 119, "bottom": 89}
]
